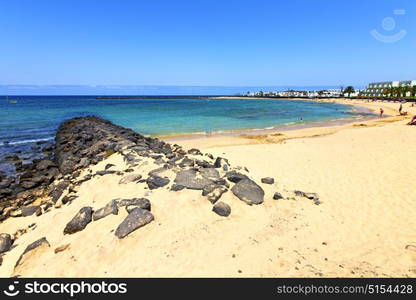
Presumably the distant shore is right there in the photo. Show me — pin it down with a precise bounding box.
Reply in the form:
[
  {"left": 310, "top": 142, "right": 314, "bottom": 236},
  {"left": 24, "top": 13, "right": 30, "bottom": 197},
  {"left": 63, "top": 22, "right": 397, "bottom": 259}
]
[{"left": 161, "top": 97, "right": 397, "bottom": 145}]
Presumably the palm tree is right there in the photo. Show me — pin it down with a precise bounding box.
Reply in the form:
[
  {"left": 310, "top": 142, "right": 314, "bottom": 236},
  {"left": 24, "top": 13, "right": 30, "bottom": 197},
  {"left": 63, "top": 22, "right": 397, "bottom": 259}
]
[
  {"left": 412, "top": 85, "right": 416, "bottom": 97},
  {"left": 343, "top": 86, "right": 355, "bottom": 97},
  {"left": 399, "top": 86, "right": 407, "bottom": 97},
  {"left": 382, "top": 87, "right": 392, "bottom": 97},
  {"left": 403, "top": 86, "right": 411, "bottom": 97},
  {"left": 391, "top": 87, "right": 400, "bottom": 98}
]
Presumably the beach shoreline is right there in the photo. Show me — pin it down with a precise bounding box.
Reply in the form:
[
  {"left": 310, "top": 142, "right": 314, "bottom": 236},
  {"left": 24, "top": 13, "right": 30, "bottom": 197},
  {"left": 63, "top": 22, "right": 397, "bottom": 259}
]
[
  {"left": 162, "top": 97, "right": 407, "bottom": 148},
  {"left": 157, "top": 101, "right": 376, "bottom": 141}
]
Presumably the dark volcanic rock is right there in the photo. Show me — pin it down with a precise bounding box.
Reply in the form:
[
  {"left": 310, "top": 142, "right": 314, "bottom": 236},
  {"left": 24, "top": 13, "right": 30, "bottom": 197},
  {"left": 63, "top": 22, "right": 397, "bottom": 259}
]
[
  {"left": 261, "top": 177, "right": 274, "bottom": 184},
  {"left": 226, "top": 170, "right": 249, "bottom": 183},
  {"left": 76, "top": 174, "right": 93, "bottom": 185},
  {"left": 93, "top": 200, "right": 118, "bottom": 221},
  {"left": 178, "top": 157, "right": 194, "bottom": 168},
  {"left": 171, "top": 184, "right": 185, "bottom": 191},
  {"left": 42, "top": 144, "right": 55, "bottom": 153},
  {"left": 231, "top": 179, "right": 264, "bottom": 205},
  {"left": 115, "top": 198, "right": 151, "bottom": 211},
  {"left": 212, "top": 202, "right": 231, "bottom": 217},
  {"left": 202, "top": 184, "right": 228, "bottom": 204},
  {"left": 153, "top": 157, "right": 165, "bottom": 165},
  {"left": 273, "top": 192, "right": 284, "bottom": 200},
  {"left": 77, "top": 157, "right": 90, "bottom": 168},
  {"left": 115, "top": 208, "right": 154, "bottom": 239},
  {"left": 195, "top": 160, "right": 214, "bottom": 168},
  {"left": 294, "top": 190, "right": 319, "bottom": 199},
  {"left": 5, "top": 154, "right": 19, "bottom": 161},
  {"left": 105, "top": 163, "right": 115, "bottom": 170},
  {"left": 214, "top": 157, "right": 229, "bottom": 169},
  {"left": 187, "top": 148, "right": 202, "bottom": 155},
  {"left": 146, "top": 176, "right": 170, "bottom": 189},
  {"left": 199, "top": 167, "right": 220, "bottom": 181},
  {"left": 174, "top": 169, "right": 214, "bottom": 190},
  {"left": 21, "top": 206, "right": 41, "bottom": 217},
  {"left": 36, "top": 159, "right": 56, "bottom": 171},
  {"left": 118, "top": 174, "right": 142, "bottom": 184},
  {"left": 62, "top": 195, "right": 78, "bottom": 205},
  {"left": 0, "top": 187, "right": 13, "bottom": 197},
  {"left": 202, "top": 184, "right": 217, "bottom": 196},
  {"left": 57, "top": 153, "right": 79, "bottom": 175},
  {"left": 208, "top": 187, "right": 228, "bottom": 204},
  {"left": 49, "top": 180, "right": 70, "bottom": 203},
  {"left": 64, "top": 207, "right": 93, "bottom": 234},
  {"left": 125, "top": 205, "right": 140, "bottom": 213},
  {"left": 0, "top": 233, "right": 12, "bottom": 253},
  {"left": 15, "top": 237, "right": 50, "bottom": 267},
  {"left": 96, "top": 170, "right": 116, "bottom": 176},
  {"left": 55, "top": 116, "right": 145, "bottom": 175},
  {"left": 20, "top": 180, "right": 39, "bottom": 190},
  {"left": 148, "top": 167, "right": 170, "bottom": 177},
  {"left": 294, "top": 190, "right": 320, "bottom": 205}
]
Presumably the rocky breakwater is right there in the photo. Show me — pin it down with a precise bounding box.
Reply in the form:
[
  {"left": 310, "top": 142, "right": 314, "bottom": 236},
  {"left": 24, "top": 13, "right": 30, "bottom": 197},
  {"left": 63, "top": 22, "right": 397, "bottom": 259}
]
[
  {"left": 0, "top": 115, "right": 164, "bottom": 222},
  {"left": 0, "top": 146, "right": 58, "bottom": 222},
  {"left": 0, "top": 116, "right": 320, "bottom": 274}
]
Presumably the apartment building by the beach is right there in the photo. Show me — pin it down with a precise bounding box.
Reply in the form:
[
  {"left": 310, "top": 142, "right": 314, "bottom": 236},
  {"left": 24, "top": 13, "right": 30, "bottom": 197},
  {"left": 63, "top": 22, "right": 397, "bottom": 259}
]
[{"left": 362, "top": 80, "right": 416, "bottom": 97}]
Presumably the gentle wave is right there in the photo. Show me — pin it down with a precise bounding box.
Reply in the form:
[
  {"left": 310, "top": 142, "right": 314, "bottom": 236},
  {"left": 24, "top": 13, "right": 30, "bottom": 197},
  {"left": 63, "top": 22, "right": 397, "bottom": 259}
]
[{"left": 0, "top": 137, "right": 54, "bottom": 147}]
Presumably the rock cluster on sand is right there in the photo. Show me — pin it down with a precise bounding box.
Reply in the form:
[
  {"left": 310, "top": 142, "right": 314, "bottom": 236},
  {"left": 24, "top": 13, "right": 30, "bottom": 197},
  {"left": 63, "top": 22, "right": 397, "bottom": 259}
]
[
  {"left": 0, "top": 116, "right": 292, "bottom": 273},
  {"left": 0, "top": 116, "right": 277, "bottom": 225}
]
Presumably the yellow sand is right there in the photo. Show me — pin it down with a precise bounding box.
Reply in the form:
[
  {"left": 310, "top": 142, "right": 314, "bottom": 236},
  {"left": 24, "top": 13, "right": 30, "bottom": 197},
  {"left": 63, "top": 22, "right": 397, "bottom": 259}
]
[{"left": 1, "top": 99, "right": 416, "bottom": 277}]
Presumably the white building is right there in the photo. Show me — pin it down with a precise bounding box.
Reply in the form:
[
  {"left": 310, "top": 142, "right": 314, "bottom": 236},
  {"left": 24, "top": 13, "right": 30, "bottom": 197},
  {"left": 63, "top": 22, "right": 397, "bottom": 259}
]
[{"left": 362, "top": 80, "right": 416, "bottom": 97}]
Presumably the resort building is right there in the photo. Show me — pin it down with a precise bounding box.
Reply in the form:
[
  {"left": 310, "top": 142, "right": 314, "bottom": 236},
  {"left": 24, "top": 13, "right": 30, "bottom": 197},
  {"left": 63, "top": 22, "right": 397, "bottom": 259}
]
[{"left": 361, "top": 80, "right": 416, "bottom": 97}]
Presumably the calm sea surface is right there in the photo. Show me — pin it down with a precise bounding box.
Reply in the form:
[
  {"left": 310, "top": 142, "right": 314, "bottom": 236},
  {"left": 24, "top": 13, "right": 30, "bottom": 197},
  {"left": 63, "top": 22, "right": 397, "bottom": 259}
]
[{"left": 0, "top": 96, "right": 365, "bottom": 170}]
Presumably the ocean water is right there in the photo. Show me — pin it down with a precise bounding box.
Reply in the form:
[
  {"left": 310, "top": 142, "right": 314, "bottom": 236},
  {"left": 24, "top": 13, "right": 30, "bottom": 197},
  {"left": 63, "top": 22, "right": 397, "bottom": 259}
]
[{"left": 0, "top": 96, "right": 363, "bottom": 169}]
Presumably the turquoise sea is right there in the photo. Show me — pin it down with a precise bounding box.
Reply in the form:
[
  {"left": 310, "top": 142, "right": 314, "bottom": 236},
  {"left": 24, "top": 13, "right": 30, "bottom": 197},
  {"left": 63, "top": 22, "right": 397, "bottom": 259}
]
[{"left": 0, "top": 96, "right": 368, "bottom": 169}]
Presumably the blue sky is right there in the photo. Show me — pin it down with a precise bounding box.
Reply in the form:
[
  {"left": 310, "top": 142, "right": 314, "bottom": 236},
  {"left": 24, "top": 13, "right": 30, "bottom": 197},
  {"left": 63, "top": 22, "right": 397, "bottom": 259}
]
[{"left": 0, "top": 0, "right": 415, "bottom": 94}]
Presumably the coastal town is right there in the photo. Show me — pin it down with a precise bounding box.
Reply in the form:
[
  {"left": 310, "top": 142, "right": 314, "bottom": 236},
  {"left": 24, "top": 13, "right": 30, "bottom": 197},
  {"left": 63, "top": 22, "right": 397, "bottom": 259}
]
[{"left": 243, "top": 79, "right": 416, "bottom": 100}]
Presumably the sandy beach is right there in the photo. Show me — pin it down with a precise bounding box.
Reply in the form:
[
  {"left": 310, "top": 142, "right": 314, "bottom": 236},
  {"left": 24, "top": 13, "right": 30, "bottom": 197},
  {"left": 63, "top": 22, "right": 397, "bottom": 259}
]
[{"left": 0, "top": 98, "right": 415, "bottom": 277}]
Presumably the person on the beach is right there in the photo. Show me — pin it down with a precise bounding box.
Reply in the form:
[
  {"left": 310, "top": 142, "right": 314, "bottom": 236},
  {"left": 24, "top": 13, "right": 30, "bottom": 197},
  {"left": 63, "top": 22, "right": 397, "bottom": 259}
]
[
  {"left": 407, "top": 115, "right": 416, "bottom": 126},
  {"left": 399, "top": 103, "right": 402, "bottom": 114},
  {"left": 379, "top": 108, "right": 384, "bottom": 117}
]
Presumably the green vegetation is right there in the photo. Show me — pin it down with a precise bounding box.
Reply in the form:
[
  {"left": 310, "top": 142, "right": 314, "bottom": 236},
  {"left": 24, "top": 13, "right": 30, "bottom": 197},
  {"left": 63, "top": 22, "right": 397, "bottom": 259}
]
[
  {"left": 343, "top": 86, "right": 355, "bottom": 97},
  {"left": 381, "top": 85, "right": 416, "bottom": 98}
]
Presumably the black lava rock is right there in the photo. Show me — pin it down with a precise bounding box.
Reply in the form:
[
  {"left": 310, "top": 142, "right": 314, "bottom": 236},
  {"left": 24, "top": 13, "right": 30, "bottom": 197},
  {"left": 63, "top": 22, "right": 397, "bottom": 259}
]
[
  {"left": 212, "top": 202, "right": 231, "bottom": 217},
  {"left": 63, "top": 207, "right": 93, "bottom": 234}
]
